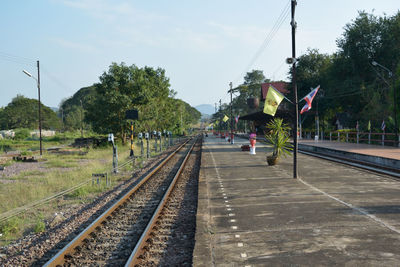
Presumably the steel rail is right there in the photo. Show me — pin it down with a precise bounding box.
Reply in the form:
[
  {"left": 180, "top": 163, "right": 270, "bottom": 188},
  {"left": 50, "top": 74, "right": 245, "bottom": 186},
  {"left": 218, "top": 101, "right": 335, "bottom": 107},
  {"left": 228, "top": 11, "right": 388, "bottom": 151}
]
[
  {"left": 125, "top": 136, "right": 198, "bottom": 266},
  {"left": 43, "top": 138, "right": 191, "bottom": 267},
  {"left": 299, "top": 149, "right": 400, "bottom": 178}
]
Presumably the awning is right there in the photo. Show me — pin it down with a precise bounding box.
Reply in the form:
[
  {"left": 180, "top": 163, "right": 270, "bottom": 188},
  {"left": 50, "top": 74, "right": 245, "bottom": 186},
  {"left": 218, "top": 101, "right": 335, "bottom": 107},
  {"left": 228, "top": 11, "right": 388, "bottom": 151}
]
[{"left": 239, "top": 109, "right": 293, "bottom": 121}]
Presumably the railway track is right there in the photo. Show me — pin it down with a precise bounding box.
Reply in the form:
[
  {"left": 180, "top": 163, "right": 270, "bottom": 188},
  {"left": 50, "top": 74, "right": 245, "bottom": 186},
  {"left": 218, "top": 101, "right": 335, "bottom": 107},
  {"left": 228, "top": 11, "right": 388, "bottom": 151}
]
[
  {"left": 44, "top": 136, "right": 201, "bottom": 266},
  {"left": 298, "top": 148, "right": 400, "bottom": 178}
]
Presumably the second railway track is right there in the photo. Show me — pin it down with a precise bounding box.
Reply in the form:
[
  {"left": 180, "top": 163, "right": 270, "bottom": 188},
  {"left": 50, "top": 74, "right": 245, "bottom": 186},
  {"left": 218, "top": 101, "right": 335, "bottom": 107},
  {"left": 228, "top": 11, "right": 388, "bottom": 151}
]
[{"left": 44, "top": 136, "right": 201, "bottom": 267}]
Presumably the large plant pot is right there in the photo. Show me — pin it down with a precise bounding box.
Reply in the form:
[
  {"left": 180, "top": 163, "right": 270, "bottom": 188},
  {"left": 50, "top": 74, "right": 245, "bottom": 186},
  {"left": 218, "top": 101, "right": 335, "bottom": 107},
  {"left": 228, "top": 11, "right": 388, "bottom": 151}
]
[{"left": 267, "top": 155, "right": 278, "bottom": 166}]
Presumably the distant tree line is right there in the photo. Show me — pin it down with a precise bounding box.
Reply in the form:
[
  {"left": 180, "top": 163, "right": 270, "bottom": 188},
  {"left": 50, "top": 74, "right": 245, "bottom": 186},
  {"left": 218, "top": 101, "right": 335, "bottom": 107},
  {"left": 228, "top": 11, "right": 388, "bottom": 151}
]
[
  {"left": 213, "top": 11, "right": 400, "bottom": 133},
  {"left": 0, "top": 63, "right": 201, "bottom": 139}
]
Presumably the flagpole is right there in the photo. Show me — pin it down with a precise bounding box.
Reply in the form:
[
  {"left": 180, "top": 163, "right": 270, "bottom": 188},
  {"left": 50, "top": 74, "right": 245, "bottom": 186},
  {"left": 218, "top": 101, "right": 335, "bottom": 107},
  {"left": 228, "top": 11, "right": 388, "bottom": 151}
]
[{"left": 291, "top": 0, "right": 298, "bottom": 179}]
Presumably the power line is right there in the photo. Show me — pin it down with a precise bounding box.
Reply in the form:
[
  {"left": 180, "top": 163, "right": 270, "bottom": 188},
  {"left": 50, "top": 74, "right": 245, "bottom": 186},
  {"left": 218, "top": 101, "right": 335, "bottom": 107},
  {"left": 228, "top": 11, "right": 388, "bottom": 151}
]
[
  {"left": 232, "top": 0, "right": 291, "bottom": 87},
  {"left": 41, "top": 66, "right": 76, "bottom": 96},
  {"left": 0, "top": 52, "right": 36, "bottom": 67}
]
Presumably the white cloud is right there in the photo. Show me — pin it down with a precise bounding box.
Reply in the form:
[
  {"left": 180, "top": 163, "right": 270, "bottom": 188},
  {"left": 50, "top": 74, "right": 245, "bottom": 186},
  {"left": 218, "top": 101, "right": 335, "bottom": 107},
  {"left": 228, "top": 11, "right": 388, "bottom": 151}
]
[
  {"left": 207, "top": 21, "right": 269, "bottom": 46},
  {"left": 59, "top": 0, "right": 168, "bottom": 23},
  {"left": 50, "top": 38, "right": 99, "bottom": 53}
]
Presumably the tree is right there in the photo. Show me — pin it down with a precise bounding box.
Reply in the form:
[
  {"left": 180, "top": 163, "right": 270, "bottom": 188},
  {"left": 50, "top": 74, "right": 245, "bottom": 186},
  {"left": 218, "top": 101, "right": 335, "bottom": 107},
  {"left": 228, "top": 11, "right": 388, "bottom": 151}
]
[
  {"left": 84, "top": 62, "right": 202, "bottom": 141},
  {"left": 0, "top": 95, "right": 61, "bottom": 130}
]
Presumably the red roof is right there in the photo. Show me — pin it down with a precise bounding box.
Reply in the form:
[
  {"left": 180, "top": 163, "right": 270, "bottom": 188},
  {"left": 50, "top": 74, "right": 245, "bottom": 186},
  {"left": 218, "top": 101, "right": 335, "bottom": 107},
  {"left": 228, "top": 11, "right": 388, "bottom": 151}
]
[{"left": 261, "top": 82, "right": 289, "bottom": 100}]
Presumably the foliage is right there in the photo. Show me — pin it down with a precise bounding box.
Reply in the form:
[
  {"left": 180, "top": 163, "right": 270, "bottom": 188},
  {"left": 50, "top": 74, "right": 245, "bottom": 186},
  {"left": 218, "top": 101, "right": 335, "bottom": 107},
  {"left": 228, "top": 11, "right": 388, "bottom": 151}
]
[
  {"left": 265, "top": 118, "right": 292, "bottom": 158},
  {"left": 83, "top": 62, "right": 200, "bottom": 141},
  {"left": 0, "top": 95, "right": 61, "bottom": 130},
  {"left": 289, "top": 11, "right": 400, "bottom": 134},
  {"left": 33, "top": 215, "right": 45, "bottom": 233},
  {"left": 14, "top": 128, "right": 31, "bottom": 140},
  {"left": 0, "top": 217, "right": 21, "bottom": 237},
  {"left": 59, "top": 86, "right": 95, "bottom": 131}
]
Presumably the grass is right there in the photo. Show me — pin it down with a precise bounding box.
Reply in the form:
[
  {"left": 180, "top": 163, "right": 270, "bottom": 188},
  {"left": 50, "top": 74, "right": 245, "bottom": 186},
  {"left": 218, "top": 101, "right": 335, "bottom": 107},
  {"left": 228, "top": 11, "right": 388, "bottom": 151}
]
[{"left": 0, "top": 137, "right": 167, "bottom": 244}]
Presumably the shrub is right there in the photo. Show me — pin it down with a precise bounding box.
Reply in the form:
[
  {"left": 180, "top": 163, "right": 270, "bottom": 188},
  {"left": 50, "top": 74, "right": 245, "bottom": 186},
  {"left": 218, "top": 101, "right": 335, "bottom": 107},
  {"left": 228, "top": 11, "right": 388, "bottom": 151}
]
[
  {"left": 0, "top": 217, "right": 21, "bottom": 237},
  {"left": 33, "top": 218, "right": 45, "bottom": 233},
  {"left": 14, "top": 128, "right": 31, "bottom": 140}
]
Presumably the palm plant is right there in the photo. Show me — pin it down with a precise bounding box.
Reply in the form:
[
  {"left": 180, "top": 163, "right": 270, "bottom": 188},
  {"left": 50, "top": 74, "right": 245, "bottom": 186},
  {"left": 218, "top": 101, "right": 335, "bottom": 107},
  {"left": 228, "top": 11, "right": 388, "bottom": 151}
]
[{"left": 265, "top": 118, "right": 292, "bottom": 163}]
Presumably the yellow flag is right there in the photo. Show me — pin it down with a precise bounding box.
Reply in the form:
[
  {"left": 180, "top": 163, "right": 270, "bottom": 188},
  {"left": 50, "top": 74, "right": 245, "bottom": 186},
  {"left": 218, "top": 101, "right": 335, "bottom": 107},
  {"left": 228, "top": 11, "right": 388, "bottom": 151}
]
[
  {"left": 263, "top": 86, "right": 284, "bottom": 116},
  {"left": 223, "top": 115, "right": 229, "bottom": 122}
]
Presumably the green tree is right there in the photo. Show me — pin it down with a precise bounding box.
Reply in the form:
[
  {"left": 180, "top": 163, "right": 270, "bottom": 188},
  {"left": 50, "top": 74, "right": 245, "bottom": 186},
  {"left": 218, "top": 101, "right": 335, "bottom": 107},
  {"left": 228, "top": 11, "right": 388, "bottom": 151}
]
[
  {"left": 0, "top": 95, "right": 61, "bottom": 130},
  {"left": 85, "top": 63, "right": 174, "bottom": 141}
]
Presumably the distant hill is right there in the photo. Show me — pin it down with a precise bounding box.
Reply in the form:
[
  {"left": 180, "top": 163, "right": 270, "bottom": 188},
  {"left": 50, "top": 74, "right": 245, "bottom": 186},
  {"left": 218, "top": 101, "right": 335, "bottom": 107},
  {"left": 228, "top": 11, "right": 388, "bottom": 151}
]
[{"left": 195, "top": 104, "right": 214, "bottom": 115}]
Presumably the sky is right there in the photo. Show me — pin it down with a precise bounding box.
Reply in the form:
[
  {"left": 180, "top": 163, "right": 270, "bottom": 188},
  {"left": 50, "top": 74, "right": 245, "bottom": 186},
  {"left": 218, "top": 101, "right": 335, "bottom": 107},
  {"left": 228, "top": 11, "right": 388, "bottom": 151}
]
[{"left": 1, "top": 0, "right": 399, "bottom": 109}]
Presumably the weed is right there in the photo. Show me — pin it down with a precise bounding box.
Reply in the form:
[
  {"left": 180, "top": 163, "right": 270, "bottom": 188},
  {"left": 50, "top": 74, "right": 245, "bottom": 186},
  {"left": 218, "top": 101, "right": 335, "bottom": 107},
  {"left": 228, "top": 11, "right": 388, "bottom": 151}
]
[
  {"left": 68, "top": 187, "right": 89, "bottom": 198},
  {"left": 45, "top": 159, "right": 77, "bottom": 168},
  {"left": 33, "top": 218, "right": 45, "bottom": 233},
  {"left": 0, "top": 217, "right": 21, "bottom": 237}
]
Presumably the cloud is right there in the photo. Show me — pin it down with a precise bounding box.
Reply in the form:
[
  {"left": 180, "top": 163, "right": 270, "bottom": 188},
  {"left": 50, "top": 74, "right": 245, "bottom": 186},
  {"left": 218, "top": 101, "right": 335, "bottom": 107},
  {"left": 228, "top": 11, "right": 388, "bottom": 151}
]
[
  {"left": 207, "top": 21, "right": 268, "bottom": 46},
  {"left": 50, "top": 38, "right": 99, "bottom": 53},
  {"left": 59, "top": 0, "right": 168, "bottom": 23}
]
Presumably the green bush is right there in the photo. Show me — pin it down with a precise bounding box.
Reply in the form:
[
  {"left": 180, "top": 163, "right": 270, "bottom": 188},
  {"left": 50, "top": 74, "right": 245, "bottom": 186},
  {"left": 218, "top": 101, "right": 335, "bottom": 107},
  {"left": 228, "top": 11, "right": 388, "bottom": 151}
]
[
  {"left": 33, "top": 218, "right": 45, "bottom": 233},
  {"left": 0, "top": 217, "right": 21, "bottom": 236},
  {"left": 14, "top": 128, "right": 31, "bottom": 140}
]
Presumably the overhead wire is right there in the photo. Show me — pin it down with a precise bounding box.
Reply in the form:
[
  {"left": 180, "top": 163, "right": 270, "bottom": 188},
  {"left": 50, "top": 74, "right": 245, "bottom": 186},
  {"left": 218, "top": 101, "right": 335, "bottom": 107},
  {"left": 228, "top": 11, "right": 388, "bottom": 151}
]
[
  {"left": 221, "top": 1, "right": 291, "bottom": 105},
  {"left": 0, "top": 51, "right": 36, "bottom": 67},
  {"left": 232, "top": 0, "right": 291, "bottom": 88}
]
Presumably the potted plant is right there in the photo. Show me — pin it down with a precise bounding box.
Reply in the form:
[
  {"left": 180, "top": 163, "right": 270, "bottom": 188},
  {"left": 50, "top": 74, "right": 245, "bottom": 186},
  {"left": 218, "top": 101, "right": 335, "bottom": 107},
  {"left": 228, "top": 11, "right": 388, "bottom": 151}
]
[{"left": 265, "top": 118, "right": 292, "bottom": 165}]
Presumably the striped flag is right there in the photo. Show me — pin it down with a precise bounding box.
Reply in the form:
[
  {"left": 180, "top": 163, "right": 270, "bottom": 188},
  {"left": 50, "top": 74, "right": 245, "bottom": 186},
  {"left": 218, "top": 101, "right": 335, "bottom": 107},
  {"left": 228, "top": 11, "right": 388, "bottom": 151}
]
[
  {"left": 235, "top": 115, "right": 240, "bottom": 123},
  {"left": 300, "top": 85, "right": 320, "bottom": 114}
]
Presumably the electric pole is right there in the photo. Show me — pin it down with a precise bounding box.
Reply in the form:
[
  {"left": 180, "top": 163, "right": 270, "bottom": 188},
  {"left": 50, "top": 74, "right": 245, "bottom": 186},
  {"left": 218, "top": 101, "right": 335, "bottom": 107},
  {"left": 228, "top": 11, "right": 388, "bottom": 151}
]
[
  {"left": 219, "top": 99, "right": 222, "bottom": 134},
  {"left": 230, "top": 82, "right": 234, "bottom": 144},
  {"left": 291, "top": 0, "right": 298, "bottom": 179},
  {"left": 80, "top": 99, "right": 83, "bottom": 138},
  {"left": 37, "top": 60, "right": 42, "bottom": 156}
]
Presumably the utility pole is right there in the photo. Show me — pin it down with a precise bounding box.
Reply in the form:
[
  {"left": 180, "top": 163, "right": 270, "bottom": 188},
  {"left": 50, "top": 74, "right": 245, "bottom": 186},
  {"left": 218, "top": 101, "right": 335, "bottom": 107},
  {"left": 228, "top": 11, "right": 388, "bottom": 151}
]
[
  {"left": 229, "top": 82, "right": 234, "bottom": 144},
  {"left": 219, "top": 99, "right": 222, "bottom": 134},
  {"left": 316, "top": 99, "right": 320, "bottom": 138},
  {"left": 37, "top": 60, "right": 42, "bottom": 156},
  {"left": 393, "top": 71, "right": 399, "bottom": 147},
  {"left": 291, "top": 0, "right": 298, "bottom": 179},
  {"left": 80, "top": 99, "right": 83, "bottom": 138}
]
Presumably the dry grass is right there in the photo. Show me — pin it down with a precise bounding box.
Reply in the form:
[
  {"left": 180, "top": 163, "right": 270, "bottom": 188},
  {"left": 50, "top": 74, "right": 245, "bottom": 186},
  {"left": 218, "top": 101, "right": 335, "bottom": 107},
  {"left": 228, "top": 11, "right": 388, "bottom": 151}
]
[{"left": 0, "top": 138, "right": 168, "bottom": 244}]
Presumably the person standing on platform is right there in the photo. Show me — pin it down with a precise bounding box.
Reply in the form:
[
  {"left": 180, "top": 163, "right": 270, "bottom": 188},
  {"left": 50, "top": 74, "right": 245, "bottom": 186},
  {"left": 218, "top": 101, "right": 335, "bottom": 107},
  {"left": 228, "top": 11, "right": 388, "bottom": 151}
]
[{"left": 249, "top": 133, "right": 257, "bottom": 154}]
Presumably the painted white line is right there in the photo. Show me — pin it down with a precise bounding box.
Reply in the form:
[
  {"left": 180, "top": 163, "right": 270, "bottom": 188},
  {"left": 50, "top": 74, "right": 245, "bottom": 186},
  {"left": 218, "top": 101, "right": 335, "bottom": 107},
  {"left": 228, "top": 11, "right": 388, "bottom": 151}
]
[
  {"left": 238, "top": 242, "right": 243, "bottom": 247},
  {"left": 229, "top": 213, "right": 235, "bottom": 216},
  {"left": 235, "top": 234, "right": 240, "bottom": 238},
  {"left": 226, "top": 204, "right": 230, "bottom": 207},
  {"left": 224, "top": 200, "right": 229, "bottom": 203},
  {"left": 241, "top": 253, "right": 247, "bottom": 258},
  {"left": 223, "top": 193, "right": 226, "bottom": 196},
  {"left": 230, "top": 219, "right": 236, "bottom": 222},
  {"left": 232, "top": 226, "right": 238, "bottom": 230},
  {"left": 209, "top": 147, "right": 222, "bottom": 182},
  {"left": 227, "top": 208, "right": 232, "bottom": 211},
  {"left": 224, "top": 196, "right": 228, "bottom": 199},
  {"left": 299, "top": 178, "right": 400, "bottom": 235}
]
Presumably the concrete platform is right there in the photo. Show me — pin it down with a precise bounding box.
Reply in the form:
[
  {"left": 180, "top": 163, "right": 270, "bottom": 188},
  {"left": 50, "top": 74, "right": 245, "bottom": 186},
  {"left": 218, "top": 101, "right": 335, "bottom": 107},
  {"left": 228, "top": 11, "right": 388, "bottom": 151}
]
[{"left": 194, "top": 135, "right": 400, "bottom": 266}]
